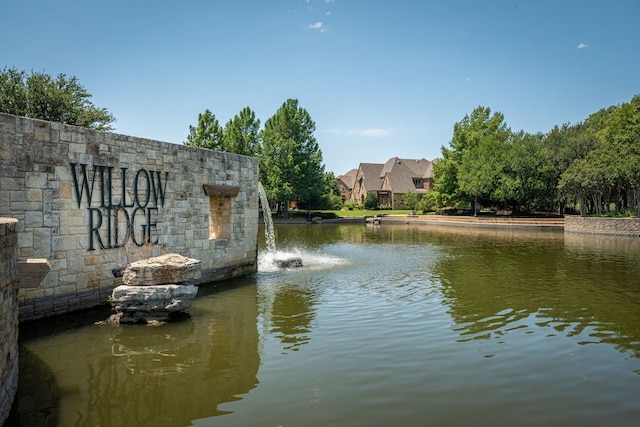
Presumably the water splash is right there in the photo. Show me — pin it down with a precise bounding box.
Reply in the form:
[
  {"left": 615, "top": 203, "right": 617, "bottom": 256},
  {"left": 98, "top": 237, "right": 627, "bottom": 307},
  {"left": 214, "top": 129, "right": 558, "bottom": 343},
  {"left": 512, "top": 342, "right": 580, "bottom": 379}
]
[
  {"left": 257, "top": 182, "right": 346, "bottom": 272},
  {"left": 258, "top": 247, "right": 348, "bottom": 273},
  {"left": 258, "top": 182, "right": 276, "bottom": 252}
]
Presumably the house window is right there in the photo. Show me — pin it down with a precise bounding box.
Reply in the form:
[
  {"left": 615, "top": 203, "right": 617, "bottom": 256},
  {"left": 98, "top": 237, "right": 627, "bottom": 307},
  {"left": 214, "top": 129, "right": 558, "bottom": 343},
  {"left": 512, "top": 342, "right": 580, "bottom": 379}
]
[{"left": 413, "top": 178, "right": 422, "bottom": 188}]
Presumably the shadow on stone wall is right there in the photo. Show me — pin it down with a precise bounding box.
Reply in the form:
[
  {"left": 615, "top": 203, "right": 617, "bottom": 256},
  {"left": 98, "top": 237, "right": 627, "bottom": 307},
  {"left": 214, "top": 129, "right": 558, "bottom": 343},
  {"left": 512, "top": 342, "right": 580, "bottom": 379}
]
[{"left": 5, "top": 347, "right": 60, "bottom": 427}]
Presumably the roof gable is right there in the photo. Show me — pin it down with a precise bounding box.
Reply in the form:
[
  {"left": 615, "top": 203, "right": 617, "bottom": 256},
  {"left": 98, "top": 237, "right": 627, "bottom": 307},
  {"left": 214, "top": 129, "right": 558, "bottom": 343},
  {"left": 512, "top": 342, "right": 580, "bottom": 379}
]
[
  {"left": 382, "top": 161, "right": 427, "bottom": 194},
  {"left": 380, "top": 157, "right": 431, "bottom": 178},
  {"left": 357, "top": 163, "right": 384, "bottom": 191},
  {"left": 336, "top": 168, "right": 358, "bottom": 189}
]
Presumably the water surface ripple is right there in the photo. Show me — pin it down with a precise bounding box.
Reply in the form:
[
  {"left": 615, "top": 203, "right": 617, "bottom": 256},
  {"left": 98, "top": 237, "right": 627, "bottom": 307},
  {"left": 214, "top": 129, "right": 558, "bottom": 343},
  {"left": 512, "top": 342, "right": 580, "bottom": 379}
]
[{"left": 13, "top": 224, "right": 640, "bottom": 427}]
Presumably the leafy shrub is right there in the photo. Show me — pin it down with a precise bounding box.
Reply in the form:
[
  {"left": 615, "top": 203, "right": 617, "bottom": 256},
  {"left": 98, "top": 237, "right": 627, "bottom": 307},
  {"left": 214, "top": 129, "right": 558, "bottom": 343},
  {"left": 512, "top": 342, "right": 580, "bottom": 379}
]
[
  {"left": 417, "top": 192, "right": 439, "bottom": 213},
  {"left": 364, "top": 192, "right": 379, "bottom": 210},
  {"left": 344, "top": 201, "right": 358, "bottom": 211}
]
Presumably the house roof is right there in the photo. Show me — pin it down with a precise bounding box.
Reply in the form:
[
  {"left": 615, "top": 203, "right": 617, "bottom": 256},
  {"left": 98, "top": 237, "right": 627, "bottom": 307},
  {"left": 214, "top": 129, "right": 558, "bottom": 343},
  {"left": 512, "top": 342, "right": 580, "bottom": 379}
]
[
  {"left": 422, "top": 161, "right": 434, "bottom": 180},
  {"left": 357, "top": 163, "right": 384, "bottom": 191},
  {"left": 344, "top": 156, "right": 439, "bottom": 198},
  {"left": 381, "top": 160, "right": 428, "bottom": 194},
  {"left": 423, "top": 157, "right": 440, "bottom": 179},
  {"left": 379, "top": 157, "right": 431, "bottom": 179},
  {"left": 336, "top": 168, "right": 358, "bottom": 189}
]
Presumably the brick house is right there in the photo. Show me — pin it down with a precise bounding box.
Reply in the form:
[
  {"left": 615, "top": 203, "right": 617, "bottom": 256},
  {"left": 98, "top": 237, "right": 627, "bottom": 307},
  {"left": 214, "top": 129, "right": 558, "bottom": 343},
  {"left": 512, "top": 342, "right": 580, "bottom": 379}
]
[
  {"left": 351, "top": 163, "right": 385, "bottom": 206},
  {"left": 347, "top": 157, "right": 437, "bottom": 209},
  {"left": 336, "top": 169, "right": 357, "bottom": 203}
]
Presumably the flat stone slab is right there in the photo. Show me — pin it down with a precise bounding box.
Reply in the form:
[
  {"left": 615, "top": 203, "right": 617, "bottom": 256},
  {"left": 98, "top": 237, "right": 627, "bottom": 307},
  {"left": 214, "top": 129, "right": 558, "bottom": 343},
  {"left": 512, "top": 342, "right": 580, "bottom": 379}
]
[
  {"left": 17, "top": 258, "right": 51, "bottom": 289},
  {"left": 123, "top": 253, "right": 201, "bottom": 286},
  {"left": 112, "top": 284, "right": 198, "bottom": 323}
]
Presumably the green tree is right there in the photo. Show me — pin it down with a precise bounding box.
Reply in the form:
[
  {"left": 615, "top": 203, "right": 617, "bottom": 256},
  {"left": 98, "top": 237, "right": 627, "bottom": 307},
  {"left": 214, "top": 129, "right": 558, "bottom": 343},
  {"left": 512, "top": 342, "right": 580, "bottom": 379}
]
[
  {"left": 310, "top": 172, "right": 343, "bottom": 210},
  {"left": 449, "top": 106, "right": 510, "bottom": 155},
  {"left": 403, "top": 191, "right": 420, "bottom": 210},
  {"left": 0, "top": 67, "right": 28, "bottom": 116},
  {"left": 0, "top": 66, "right": 115, "bottom": 130},
  {"left": 417, "top": 191, "right": 439, "bottom": 213},
  {"left": 223, "top": 106, "right": 261, "bottom": 156},
  {"left": 431, "top": 149, "right": 461, "bottom": 206},
  {"left": 545, "top": 122, "right": 601, "bottom": 174},
  {"left": 364, "top": 191, "right": 379, "bottom": 210},
  {"left": 457, "top": 133, "right": 503, "bottom": 210},
  {"left": 626, "top": 153, "right": 640, "bottom": 217},
  {"left": 557, "top": 95, "right": 640, "bottom": 216},
  {"left": 495, "top": 131, "right": 554, "bottom": 212},
  {"left": 542, "top": 122, "right": 601, "bottom": 213},
  {"left": 184, "top": 109, "right": 224, "bottom": 150},
  {"left": 559, "top": 154, "right": 607, "bottom": 216},
  {"left": 434, "top": 106, "right": 510, "bottom": 208},
  {"left": 259, "top": 99, "right": 325, "bottom": 216}
]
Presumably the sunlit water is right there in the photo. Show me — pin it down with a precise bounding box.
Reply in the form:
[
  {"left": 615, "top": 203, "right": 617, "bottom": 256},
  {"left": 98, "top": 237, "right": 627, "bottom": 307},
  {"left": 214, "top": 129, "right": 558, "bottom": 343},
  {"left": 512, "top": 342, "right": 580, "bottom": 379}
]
[{"left": 9, "top": 224, "right": 640, "bottom": 426}]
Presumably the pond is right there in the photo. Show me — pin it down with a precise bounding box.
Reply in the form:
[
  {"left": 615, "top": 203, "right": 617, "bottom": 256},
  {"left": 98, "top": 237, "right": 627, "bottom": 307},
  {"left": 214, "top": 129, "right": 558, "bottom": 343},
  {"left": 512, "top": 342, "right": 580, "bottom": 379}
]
[{"left": 10, "top": 223, "right": 640, "bottom": 426}]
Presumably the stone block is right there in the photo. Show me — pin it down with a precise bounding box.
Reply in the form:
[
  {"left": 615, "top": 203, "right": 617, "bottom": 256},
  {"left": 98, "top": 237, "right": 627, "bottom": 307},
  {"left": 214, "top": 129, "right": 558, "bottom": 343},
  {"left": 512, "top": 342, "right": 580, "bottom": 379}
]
[
  {"left": 16, "top": 258, "right": 51, "bottom": 289},
  {"left": 26, "top": 173, "right": 48, "bottom": 188},
  {"left": 123, "top": 253, "right": 201, "bottom": 286},
  {"left": 111, "top": 284, "right": 198, "bottom": 323},
  {"left": 17, "top": 231, "right": 33, "bottom": 248}
]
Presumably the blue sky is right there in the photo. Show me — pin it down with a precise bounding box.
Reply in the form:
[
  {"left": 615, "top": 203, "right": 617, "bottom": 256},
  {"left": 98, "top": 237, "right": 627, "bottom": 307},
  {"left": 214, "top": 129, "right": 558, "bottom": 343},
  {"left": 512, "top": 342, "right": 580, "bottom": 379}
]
[{"left": 3, "top": 1, "right": 639, "bottom": 175}]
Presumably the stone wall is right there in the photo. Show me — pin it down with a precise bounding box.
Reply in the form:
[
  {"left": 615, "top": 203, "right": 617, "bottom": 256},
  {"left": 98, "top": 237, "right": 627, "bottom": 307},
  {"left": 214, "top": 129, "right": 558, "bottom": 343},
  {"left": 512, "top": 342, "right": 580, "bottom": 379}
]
[
  {"left": 0, "top": 218, "right": 19, "bottom": 426},
  {"left": 565, "top": 215, "right": 640, "bottom": 236},
  {"left": 0, "top": 113, "right": 259, "bottom": 321}
]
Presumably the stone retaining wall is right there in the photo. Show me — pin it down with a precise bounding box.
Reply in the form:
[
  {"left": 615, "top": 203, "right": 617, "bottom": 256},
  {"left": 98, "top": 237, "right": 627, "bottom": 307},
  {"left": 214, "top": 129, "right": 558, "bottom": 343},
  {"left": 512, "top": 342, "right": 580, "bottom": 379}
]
[
  {"left": 379, "top": 214, "right": 565, "bottom": 230},
  {"left": 0, "top": 218, "right": 19, "bottom": 426},
  {"left": 0, "top": 113, "right": 259, "bottom": 322},
  {"left": 565, "top": 215, "right": 640, "bottom": 236}
]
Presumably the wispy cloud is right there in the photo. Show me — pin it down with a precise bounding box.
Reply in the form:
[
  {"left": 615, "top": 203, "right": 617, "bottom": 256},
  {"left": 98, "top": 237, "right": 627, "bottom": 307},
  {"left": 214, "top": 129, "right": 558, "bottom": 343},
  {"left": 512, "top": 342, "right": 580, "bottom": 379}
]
[
  {"left": 326, "top": 128, "right": 393, "bottom": 137},
  {"left": 577, "top": 43, "right": 589, "bottom": 49},
  {"left": 350, "top": 128, "right": 393, "bottom": 137},
  {"left": 308, "top": 21, "right": 327, "bottom": 32}
]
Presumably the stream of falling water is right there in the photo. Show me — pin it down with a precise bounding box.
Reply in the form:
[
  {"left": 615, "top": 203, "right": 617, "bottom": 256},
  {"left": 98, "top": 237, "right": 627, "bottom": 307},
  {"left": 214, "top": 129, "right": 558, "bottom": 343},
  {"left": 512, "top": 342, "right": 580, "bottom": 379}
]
[{"left": 257, "top": 182, "right": 276, "bottom": 252}]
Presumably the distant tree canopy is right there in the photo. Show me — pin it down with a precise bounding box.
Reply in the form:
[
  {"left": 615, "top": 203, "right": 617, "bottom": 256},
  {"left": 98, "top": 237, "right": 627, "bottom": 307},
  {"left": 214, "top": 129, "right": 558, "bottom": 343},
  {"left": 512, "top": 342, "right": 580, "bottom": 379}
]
[
  {"left": 223, "top": 107, "right": 261, "bottom": 157},
  {"left": 184, "top": 109, "right": 224, "bottom": 150},
  {"left": 185, "top": 94, "right": 640, "bottom": 218},
  {"left": 557, "top": 95, "right": 640, "bottom": 216},
  {"left": 0, "top": 66, "right": 115, "bottom": 131},
  {"left": 312, "top": 172, "right": 343, "bottom": 210},
  {"left": 185, "top": 100, "right": 331, "bottom": 214},
  {"left": 259, "top": 99, "right": 325, "bottom": 215},
  {"left": 434, "top": 95, "right": 640, "bottom": 217},
  {"left": 184, "top": 106, "right": 261, "bottom": 157}
]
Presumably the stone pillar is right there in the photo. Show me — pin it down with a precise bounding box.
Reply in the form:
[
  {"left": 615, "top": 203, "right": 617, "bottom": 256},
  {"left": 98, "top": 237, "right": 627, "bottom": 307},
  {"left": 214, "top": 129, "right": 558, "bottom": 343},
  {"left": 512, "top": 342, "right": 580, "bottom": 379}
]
[{"left": 0, "top": 218, "right": 19, "bottom": 425}]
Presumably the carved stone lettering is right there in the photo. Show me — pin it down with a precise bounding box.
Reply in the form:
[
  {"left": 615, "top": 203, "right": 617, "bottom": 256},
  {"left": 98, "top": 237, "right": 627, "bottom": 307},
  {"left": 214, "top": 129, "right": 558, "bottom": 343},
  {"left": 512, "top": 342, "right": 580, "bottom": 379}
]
[{"left": 70, "top": 163, "right": 169, "bottom": 250}]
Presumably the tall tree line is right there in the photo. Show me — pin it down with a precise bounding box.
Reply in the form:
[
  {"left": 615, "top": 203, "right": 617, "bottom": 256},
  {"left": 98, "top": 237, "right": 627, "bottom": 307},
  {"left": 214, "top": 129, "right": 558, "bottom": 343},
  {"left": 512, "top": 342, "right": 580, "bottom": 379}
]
[
  {"left": 185, "top": 99, "right": 339, "bottom": 215},
  {"left": 0, "top": 66, "right": 115, "bottom": 130},
  {"left": 433, "top": 95, "right": 640, "bottom": 217}
]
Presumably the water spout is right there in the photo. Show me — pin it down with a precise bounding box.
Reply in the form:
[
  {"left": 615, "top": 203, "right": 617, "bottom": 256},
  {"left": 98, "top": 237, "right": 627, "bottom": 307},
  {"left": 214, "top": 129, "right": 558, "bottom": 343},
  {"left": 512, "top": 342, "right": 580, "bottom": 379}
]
[
  {"left": 257, "top": 182, "right": 303, "bottom": 269},
  {"left": 258, "top": 182, "right": 276, "bottom": 252}
]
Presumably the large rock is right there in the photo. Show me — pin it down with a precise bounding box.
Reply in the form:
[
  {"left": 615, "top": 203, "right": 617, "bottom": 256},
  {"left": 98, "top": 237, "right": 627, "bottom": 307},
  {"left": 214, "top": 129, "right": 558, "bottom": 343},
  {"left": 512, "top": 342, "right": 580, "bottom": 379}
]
[
  {"left": 123, "top": 253, "right": 201, "bottom": 286},
  {"left": 275, "top": 257, "right": 303, "bottom": 268},
  {"left": 111, "top": 284, "right": 199, "bottom": 323}
]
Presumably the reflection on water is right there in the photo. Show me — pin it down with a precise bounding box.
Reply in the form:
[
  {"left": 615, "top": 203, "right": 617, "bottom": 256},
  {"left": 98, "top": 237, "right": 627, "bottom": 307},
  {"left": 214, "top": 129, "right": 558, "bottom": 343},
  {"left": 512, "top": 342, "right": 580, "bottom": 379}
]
[
  {"left": 13, "top": 283, "right": 260, "bottom": 427},
  {"left": 12, "top": 224, "right": 640, "bottom": 427},
  {"left": 433, "top": 230, "right": 640, "bottom": 358},
  {"left": 259, "top": 284, "right": 316, "bottom": 353}
]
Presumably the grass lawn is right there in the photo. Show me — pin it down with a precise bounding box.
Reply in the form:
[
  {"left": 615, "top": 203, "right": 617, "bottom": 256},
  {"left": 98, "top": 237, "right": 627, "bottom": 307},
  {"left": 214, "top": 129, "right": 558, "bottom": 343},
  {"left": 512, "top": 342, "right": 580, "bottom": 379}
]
[
  {"left": 271, "top": 208, "right": 417, "bottom": 220},
  {"left": 324, "top": 209, "right": 413, "bottom": 217}
]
